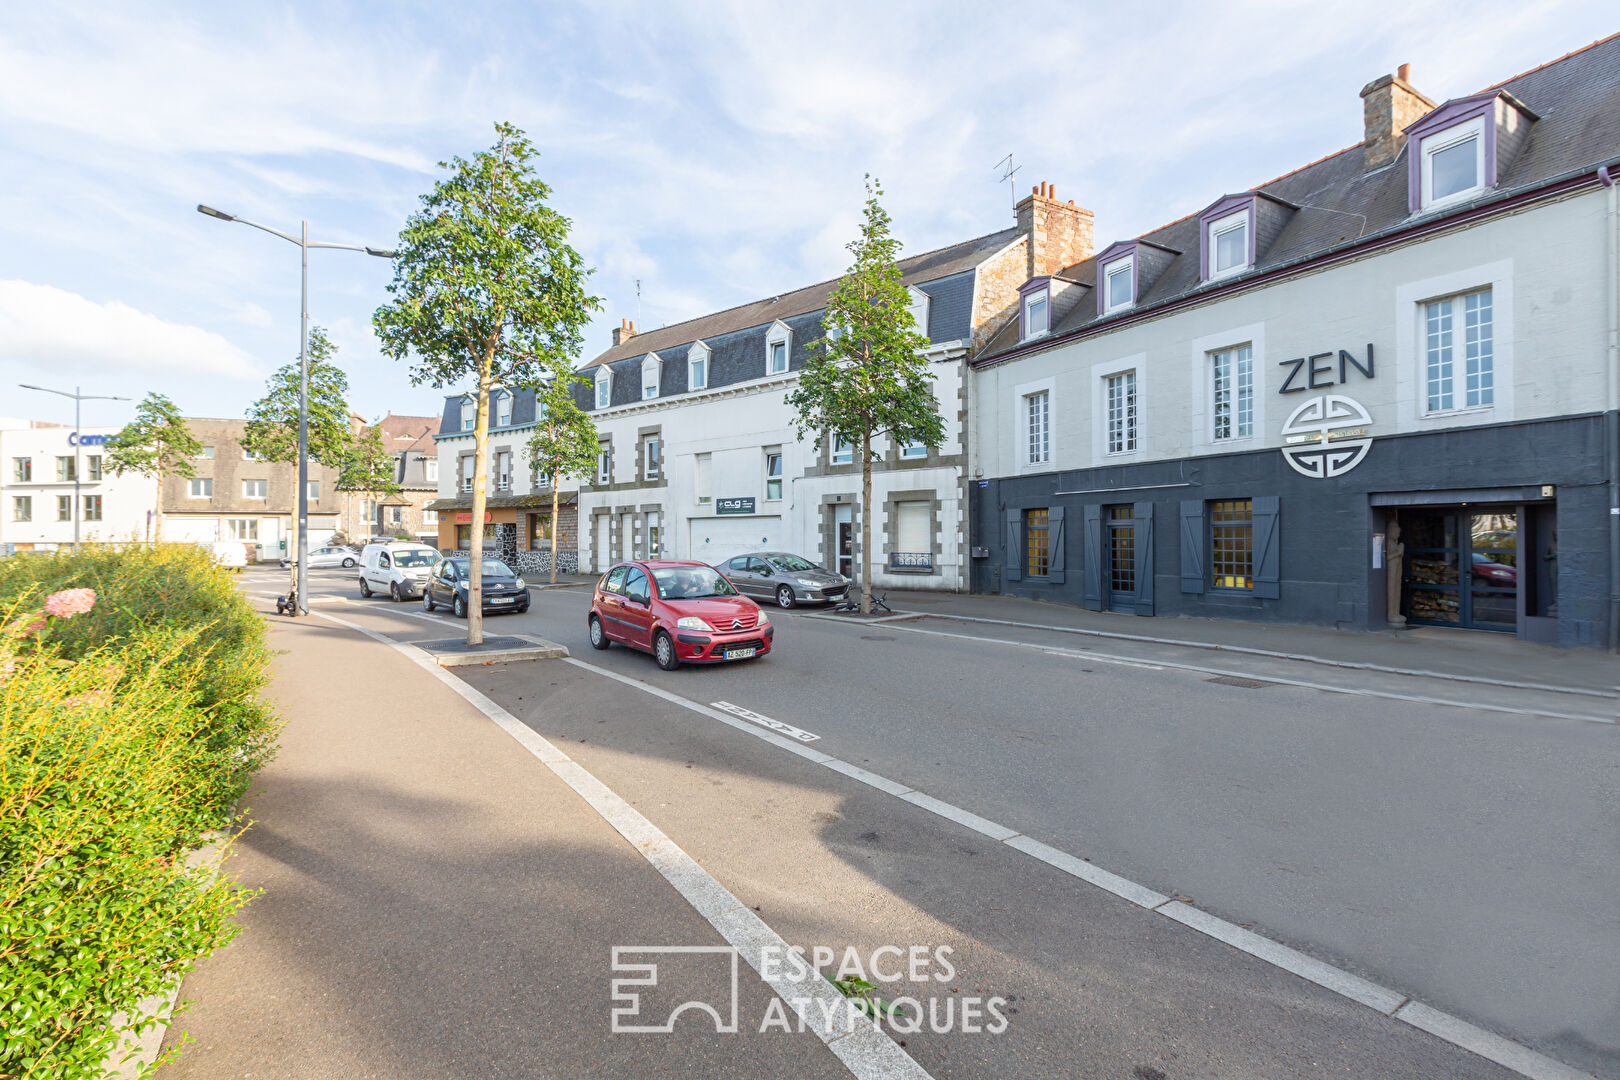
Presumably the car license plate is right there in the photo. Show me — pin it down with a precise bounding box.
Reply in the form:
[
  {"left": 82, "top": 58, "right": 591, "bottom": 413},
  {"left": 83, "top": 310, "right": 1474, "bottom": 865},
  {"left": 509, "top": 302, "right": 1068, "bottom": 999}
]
[
  {"left": 725, "top": 647, "right": 756, "bottom": 660},
  {"left": 491, "top": 597, "right": 513, "bottom": 605}
]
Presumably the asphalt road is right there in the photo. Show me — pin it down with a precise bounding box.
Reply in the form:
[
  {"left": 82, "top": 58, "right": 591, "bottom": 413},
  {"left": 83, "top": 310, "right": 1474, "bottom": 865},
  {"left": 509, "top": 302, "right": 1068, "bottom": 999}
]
[{"left": 252, "top": 567, "right": 1619, "bottom": 1078}]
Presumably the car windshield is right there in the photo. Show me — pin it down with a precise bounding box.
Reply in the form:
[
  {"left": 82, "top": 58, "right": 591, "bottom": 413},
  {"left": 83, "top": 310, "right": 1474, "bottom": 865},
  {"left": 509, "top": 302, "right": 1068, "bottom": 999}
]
[
  {"left": 392, "top": 549, "right": 438, "bottom": 567},
  {"left": 451, "top": 558, "right": 515, "bottom": 577},
  {"left": 652, "top": 565, "right": 738, "bottom": 599},
  {"left": 768, "top": 554, "right": 816, "bottom": 573}
]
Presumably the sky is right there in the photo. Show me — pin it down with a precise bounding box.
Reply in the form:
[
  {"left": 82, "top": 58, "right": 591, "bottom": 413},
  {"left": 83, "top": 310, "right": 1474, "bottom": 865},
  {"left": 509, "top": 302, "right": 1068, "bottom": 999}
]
[{"left": 1, "top": 1, "right": 1614, "bottom": 430}]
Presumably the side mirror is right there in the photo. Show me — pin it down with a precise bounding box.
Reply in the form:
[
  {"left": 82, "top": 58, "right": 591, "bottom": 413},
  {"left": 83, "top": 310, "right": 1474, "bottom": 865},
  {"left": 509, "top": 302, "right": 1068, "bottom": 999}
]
[
  {"left": 759, "top": 567, "right": 773, "bottom": 577},
  {"left": 628, "top": 589, "right": 648, "bottom": 606}
]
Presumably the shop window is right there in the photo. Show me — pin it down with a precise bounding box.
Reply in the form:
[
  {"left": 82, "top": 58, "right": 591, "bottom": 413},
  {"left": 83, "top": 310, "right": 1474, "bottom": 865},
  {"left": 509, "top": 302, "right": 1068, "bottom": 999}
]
[
  {"left": 1210, "top": 499, "right": 1254, "bottom": 589},
  {"left": 529, "top": 513, "right": 551, "bottom": 548},
  {"left": 1424, "top": 288, "right": 1493, "bottom": 413},
  {"left": 1025, "top": 507, "right": 1050, "bottom": 578}
]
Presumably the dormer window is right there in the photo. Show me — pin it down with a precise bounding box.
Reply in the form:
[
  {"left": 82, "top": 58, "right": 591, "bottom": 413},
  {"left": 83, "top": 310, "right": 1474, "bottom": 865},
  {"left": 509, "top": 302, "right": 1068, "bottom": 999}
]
[
  {"left": 641, "top": 353, "right": 661, "bottom": 400},
  {"left": 459, "top": 396, "right": 474, "bottom": 431},
  {"left": 1420, "top": 116, "right": 1485, "bottom": 208},
  {"left": 595, "top": 368, "right": 612, "bottom": 410},
  {"left": 688, "top": 341, "right": 709, "bottom": 390},
  {"left": 907, "top": 286, "right": 931, "bottom": 341},
  {"left": 766, "top": 320, "right": 792, "bottom": 375},
  {"left": 494, "top": 390, "right": 511, "bottom": 427},
  {"left": 1022, "top": 289, "right": 1049, "bottom": 339},
  {"left": 1208, "top": 210, "right": 1250, "bottom": 278},
  {"left": 1102, "top": 257, "right": 1134, "bottom": 313}
]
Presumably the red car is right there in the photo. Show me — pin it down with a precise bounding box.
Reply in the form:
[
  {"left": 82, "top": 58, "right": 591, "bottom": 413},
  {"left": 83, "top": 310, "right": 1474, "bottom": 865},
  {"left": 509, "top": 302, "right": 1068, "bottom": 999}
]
[{"left": 588, "top": 560, "right": 773, "bottom": 670}]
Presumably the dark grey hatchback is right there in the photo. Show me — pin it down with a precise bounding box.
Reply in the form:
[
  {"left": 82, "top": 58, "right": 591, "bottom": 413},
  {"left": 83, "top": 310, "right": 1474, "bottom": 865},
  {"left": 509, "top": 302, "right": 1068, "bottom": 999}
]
[
  {"left": 717, "top": 551, "right": 850, "bottom": 608},
  {"left": 422, "top": 556, "right": 531, "bottom": 618}
]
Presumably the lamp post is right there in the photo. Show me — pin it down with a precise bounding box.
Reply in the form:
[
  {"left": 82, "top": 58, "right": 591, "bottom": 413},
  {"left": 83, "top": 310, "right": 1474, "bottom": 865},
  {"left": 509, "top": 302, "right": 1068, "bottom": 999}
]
[
  {"left": 18, "top": 384, "right": 131, "bottom": 553},
  {"left": 197, "top": 204, "right": 394, "bottom": 615}
]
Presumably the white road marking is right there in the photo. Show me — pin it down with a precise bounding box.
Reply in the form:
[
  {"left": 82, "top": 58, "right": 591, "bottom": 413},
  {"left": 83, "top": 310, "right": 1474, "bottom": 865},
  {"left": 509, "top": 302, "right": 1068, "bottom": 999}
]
[
  {"left": 309, "top": 609, "right": 929, "bottom": 1080},
  {"left": 710, "top": 701, "right": 820, "bottom": 742},
  {"left": 552, "top": 652, "right": 1594, "bottom": 1080}
]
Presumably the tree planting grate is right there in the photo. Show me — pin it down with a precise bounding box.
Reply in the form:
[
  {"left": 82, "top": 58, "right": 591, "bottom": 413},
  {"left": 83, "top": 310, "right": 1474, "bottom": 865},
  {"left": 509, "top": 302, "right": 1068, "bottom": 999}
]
[{"left": 1206, "top": 675, "right": 1271, "bottom": 689}]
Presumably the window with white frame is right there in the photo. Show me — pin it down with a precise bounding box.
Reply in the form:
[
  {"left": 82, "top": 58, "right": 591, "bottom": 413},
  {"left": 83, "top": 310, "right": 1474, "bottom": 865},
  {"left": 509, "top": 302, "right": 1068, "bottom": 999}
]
[
  {"left": 1424, "top": 288, "right": 1493, "bottom": 413},
  {"left": 1105, "top": 371, "right": 1137, "bottom": 454},
  {"left": 595, "top": 369, "right": 612, "bottom": 409},
  {"left": 425, "top": 458, "right": 438, "bottom": 483},
  {"left": 494, "top": 450, "right": 512, "bottom": 490},
  {"left": 831, "top": 436, "right": 853, "bottom": 465},
  {"left": 13, "top": 496, "right": 31, "bottom": 521},
  {"left": 78, "top": 493, "right": 99, "bottom": 519},
  {"left": 764, "top": 450, "right": 783, "bottom": 500},
  {"left": 86, "top": 455, "right": 101, "bottom": 481},
  {"left": 227, "top": 518, "right": 258, "bottom": 541},
  {"left": 1420, "top": 117, "right": 1486, "bottom": 210},
  {"left": 460, "top": 397, "right": 475, "bottom": 431},
  {"left": 242, "top": 478, "right": 267, "bottom": 499},
  {"left": 12, "top": 457, "right": 30, "bottom": 482},
  {"left": 907, "top": 286, "right": 931, "bottom": 340},
  {"left": 1103, "top": 257, "right": 1134, "bottom": 312},
  {"left": 1208, "top": 210, "right": 1250, "bottom": 278},
  {"left": 641, "top": 354, "right": 661, "bottom": 399},
  {"left": 1023, "top": 289, "right": 1049, "bottom": 339},
  {"left": 189, "top": 477, "right": 212, "bottom": 498},
  {"left": 766, "top": 321, "right": 792, "bottom": 375},
  {"left": 1211, "top": 345, "right": 1254, "bottom": 440},
  {"left": 900, "top": 438, "right": 927, "bottom": 459},
  {"left": 695, "top": 452, "right": 712, "bottom": 503},
  {"left": 389, "top": 506, "right": 403, "bottom": 526},
  {"left": 306, "top": 480, "right": 320, "bottom": 500},
  {"left": 56, "top": 495, "right": 70, "bottom": 521},
  {"left": 643, "top": 438, "right": 660, "bottom": 481},
  {"left": 1025, "top": 390, "right": 1050, "bottom": 466},
  {"left": 495, "top": 390, "right": 512, "bottom": 427},
  {"left": 198, "top": 446, "right": 214, "bottom": 460},
  {"left": 422, "top": 509, "right": 439, "bottom": 526},
  {"left": 769, "top": 340, "right": 788, "bottom": 374},
  {"left": 688, "top": 342, "right": 709, "bottom": 390},
  {"left": 596, "top": 446, "right": 611, "bottom": 485}
]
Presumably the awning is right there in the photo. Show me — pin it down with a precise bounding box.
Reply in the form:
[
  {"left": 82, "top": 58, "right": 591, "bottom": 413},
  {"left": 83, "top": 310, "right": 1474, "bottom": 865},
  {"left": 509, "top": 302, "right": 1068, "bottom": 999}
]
[{"left": 425, "top": 492, "right": 579, "bottom": 512}]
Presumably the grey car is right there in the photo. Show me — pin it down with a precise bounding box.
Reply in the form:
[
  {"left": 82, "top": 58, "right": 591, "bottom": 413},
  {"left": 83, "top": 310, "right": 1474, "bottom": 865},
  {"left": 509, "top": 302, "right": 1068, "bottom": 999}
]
[{"left": 718, "top": 552, "right": 850, "bottom": 608}]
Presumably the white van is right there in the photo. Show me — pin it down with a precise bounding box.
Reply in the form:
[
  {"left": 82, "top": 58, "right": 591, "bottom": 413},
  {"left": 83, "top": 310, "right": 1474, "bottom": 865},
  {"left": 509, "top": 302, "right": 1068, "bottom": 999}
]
[
  {"left": 358, "top": 541, "right": 440, "bottom": 601},
  {"left": 205, "top": 540, "right": 248, "bottom": 570}
]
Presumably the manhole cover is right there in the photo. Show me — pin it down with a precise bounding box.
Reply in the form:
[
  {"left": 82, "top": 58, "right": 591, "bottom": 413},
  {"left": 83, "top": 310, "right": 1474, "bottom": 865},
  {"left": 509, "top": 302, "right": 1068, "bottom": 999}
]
[
  {"left": 860, "top": 635, "right": 896, "bottom": 642},
  {"left": 1206, "top": 675, "right": 1270, "bottom": 689}
]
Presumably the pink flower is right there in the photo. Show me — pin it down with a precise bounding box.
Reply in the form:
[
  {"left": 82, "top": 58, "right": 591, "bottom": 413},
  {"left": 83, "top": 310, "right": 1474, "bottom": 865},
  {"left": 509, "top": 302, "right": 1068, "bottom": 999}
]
[{"left": 43, "top": 589, "right": 96, "bottom": 619}]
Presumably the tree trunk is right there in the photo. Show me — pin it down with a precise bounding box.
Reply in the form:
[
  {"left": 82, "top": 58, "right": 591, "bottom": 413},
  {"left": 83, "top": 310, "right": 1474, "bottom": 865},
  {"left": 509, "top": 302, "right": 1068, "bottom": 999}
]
[
  {"left": 153, "top": 469, "right": 165, "bottom": 543},
  {"left": 467, "top": 370, "right": 491, "bottom": 646},
  {"left": 860, "top": 428, "right": 873, "bottom": 615},
  {"left": 549, "top": 471, "right": 561, "bottom": 585}
]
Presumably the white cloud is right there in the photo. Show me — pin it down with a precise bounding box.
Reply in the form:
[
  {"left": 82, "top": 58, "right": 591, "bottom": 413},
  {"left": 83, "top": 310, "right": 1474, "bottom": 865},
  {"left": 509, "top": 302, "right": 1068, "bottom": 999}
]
[{"left": 0, "top": 281, "right": 261, "bottom": 380}]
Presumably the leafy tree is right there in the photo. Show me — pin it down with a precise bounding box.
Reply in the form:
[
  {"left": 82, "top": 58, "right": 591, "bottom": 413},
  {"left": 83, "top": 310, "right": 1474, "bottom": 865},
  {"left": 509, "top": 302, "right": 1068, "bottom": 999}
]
[
  {"left": 242, "top": 326, "right": 355, "bottom": 581},
  {"left": 787, "top": 177, "right": 944, "bottom": 613},
  {"left": 374, "top": 122, "right": 598, "bottom": 644},
  {"left": 104, "top": 392, "right": 201, "bottom": 541},
  {"left": 336, "top": 423, "right": 403, "bottom": 539},
  {"left": 524, "top": 382, "right": 598, "bottom": 583}
]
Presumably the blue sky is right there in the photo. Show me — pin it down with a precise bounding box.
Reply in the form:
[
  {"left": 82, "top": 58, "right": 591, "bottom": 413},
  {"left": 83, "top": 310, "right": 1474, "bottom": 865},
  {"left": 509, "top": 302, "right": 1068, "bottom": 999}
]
[{"left": 1, "top": 1, "right": 1614, "bottom": 429}]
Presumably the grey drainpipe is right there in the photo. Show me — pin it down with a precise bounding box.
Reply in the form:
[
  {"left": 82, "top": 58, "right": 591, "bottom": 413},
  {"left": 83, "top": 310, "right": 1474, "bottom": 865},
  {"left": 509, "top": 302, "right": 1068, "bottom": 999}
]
[{"left": 1600, "top": 164, "right": 1620, "bottom": 651}]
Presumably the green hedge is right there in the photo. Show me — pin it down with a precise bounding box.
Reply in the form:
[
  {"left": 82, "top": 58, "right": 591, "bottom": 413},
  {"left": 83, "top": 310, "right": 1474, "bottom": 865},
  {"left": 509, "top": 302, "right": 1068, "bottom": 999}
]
[{"left": 0, "top": 545, "right": 279, "bottom": 1078}]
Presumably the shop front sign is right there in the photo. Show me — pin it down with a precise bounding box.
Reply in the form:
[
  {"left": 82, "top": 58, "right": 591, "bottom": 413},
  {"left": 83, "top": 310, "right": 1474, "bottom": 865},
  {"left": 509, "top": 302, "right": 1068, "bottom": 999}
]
[
  {"left": 454, "top": 511, "right": 493, "bottom": 524},
  {"left": 716, "top": 497, "right": 755, "bottom": 515},
  {"left": 1278, "top": 343, "right": 1374, "bottom": 479}
]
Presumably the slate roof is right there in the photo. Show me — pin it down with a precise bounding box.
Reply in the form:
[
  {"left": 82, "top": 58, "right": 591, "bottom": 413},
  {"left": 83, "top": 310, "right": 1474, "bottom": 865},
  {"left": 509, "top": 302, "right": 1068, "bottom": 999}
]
[
  {"left": 976, "top": 32, "right": 1620, "bottom": 363},
  {"left": 582, "top": 227, "right": 1020, "bottom": 370}
]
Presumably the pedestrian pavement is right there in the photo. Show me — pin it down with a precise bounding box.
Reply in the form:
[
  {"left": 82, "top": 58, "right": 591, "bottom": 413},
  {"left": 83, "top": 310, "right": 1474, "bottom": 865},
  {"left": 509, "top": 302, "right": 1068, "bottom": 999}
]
[
  {"left": 155, "top": 613, "right": 855, "bottom": 1080},
  {"left": 873, "top": 588, "right": 1619, "bottom": 696}
]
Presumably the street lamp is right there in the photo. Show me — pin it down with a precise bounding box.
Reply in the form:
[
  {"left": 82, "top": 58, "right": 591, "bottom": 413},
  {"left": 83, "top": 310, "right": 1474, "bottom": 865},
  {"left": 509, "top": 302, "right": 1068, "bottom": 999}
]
[
  {"left": 19, "top": 384, "right": 131, "bottom": 553},
  {"left": 197, "top": 204, "right": 395, "bottom": 615}
]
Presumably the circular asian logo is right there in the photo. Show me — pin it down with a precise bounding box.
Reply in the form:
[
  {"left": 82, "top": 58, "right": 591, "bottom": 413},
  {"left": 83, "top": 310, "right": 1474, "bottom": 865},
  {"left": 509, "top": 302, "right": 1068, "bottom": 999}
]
[{"left": 1280, "top": 394, "right": 1372, "bottom": 479}]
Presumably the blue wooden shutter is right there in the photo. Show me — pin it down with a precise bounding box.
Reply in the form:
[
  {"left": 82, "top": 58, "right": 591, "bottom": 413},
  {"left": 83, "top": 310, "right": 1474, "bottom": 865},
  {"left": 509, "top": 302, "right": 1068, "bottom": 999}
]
[
  {"left": 1133, "top": 501, "right": 1155, "bottom": 615},
  {"left": 1004, "top": 509, "right": 1021, "bottom": 582},
  {"left": 1252, "top": 496, "right": 1281, "bottom": 599},
  {"left": 1081, "top": 504, "right": 1103, "bottom": 610},
  {"left": 1047, "top": 507, "right": 1066, "bottom": 584},
  {"left": 1180, "top": 499, "right": 1206, "bottom": 594}
]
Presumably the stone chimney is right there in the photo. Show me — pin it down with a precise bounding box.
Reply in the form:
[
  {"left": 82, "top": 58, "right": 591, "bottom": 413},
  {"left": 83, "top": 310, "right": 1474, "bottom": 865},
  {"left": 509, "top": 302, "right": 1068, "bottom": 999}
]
[
  {"left": 1015, "top": 181, "right": 1094, "bottom": 279},
  {"left": 1359, "top": 63, "right": 1435, "bottom": 170},
  {"left": 611, "top": 318, "right": 638, "bottom": 347}
]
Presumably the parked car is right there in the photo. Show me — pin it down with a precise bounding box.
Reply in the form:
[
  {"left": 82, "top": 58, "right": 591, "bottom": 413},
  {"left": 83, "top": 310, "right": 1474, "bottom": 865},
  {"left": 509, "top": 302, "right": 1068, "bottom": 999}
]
[
  {"left": 717, "top": 551, "right": 849, "bottom": 608},
  {"left": 203, "top": 540, "right": 248, "bottom": 570},
  {"left": 1471, "top": 552, "right": 1517, "bottom": 586},
  {"left": 422, "top": 556, "right": 530, "bottom": 617},
  {"left": 281, "top": 544, "right": 359, "bottom": 570},
  {"left": 589, "top": 560, "right": 772, "bottom": 670},
  {"left": 358, "top": 541, "right": 440, "bottom": 601}
]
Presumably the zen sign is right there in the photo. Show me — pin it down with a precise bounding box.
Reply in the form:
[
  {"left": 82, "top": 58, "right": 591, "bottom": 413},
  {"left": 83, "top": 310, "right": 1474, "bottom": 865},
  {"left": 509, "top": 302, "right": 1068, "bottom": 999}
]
[
  {"left": 1278, "top": 343, "right": 1375, "bottom": 480},
  {"left": 716, "top": 497, "right": 755, "bottom": 515}
]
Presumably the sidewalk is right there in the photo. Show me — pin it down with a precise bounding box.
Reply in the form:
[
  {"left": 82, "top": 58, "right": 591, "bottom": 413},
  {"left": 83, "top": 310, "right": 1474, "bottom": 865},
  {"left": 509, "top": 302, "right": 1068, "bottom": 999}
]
[
  {"left": 873, "top": 589, "right": 1619, "bottom": 695},
  {"left": 155, "top": 614, "right": 852, "bottom": 1080}
]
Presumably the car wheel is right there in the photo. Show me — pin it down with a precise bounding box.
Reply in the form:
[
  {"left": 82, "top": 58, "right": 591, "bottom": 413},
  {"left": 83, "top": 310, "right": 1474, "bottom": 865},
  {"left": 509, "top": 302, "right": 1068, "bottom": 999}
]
[
  {"left": 588, "top": 615, "right": 610, "bottom": 650},
  {"left": 359, "top": 576, "right": 372, "bottom": 598},
  {"left": 453, "top": 594, "right": 467, "bottom": 619},
  {"left": 776, "top": 585, "right": 796, "bottom": 609},
  {"left": 390, "top": 583, "right": 403, "bottom": 603},
  {"left": 653, "top": 631, "right": 680, "bottom": 671},
  {"left": 423, "top": 589, "right": 435, "bottom": 612},
  {"left": 342, "top": 557, "right": 356, "bottom": 568}
]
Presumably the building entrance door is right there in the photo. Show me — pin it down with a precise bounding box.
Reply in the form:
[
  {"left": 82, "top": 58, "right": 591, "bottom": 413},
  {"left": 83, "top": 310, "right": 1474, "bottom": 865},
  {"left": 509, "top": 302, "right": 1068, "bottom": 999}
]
[
  {"left": 1401, "top": 508, "right": 1519, "bottom": 631},
  {"left": 1107, "top": 505, "right": 1136, "bottom": 612},
  {"left": 834, "top": 504, "right": 854, "bottom": 580}
]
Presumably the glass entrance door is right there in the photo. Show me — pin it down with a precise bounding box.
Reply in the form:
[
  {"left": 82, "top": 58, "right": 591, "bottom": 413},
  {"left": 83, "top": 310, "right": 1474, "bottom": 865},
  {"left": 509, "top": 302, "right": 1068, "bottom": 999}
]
[
  {"left": 1107, "top": 505, "right": 1136, "bottom": 612},
  {"left": 1401, "top": 508, "right": 1518, "bottom": 631},
  {"left": 834, "top": 504, "right": 854, "bottom": 580}
]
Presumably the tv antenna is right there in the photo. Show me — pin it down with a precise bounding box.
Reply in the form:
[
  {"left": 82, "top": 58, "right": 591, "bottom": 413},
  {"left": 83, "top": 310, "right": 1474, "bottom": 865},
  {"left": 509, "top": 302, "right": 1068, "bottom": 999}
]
[
  {"left": 635, "top": 278, "right": 641, "bottom": 324},
  {"left": 994, "top": 154, "right": 1021, "bottom": 208}
]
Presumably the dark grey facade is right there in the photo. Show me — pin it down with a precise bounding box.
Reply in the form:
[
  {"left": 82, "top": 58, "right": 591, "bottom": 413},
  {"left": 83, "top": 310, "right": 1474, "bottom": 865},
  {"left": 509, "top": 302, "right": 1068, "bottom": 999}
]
[{"left": 972, "top": 413, "right": 1617, "bottom": 648}]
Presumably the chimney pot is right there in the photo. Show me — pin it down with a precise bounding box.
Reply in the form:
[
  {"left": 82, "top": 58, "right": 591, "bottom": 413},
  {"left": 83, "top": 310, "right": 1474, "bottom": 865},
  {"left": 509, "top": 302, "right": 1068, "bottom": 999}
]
[{"left": 1397, "top": 62, "right": 1411, "bottom": 83}]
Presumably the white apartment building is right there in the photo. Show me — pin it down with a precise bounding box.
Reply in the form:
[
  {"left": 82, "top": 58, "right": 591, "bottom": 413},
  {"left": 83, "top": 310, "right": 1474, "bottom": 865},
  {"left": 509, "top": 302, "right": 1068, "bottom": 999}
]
[{"left": 0, "top": 424, "right": 152, "bottom": 550}]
